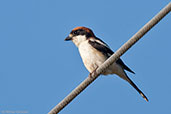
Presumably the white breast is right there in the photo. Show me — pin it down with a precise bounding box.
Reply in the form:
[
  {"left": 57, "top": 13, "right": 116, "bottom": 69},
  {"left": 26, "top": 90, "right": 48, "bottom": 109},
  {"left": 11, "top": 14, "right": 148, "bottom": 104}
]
[
  {"left": 77, "top": 40, "right": 125, "bottom": 78},
  {"left": 78, "top": 40, "right": 107, "bottom": 73}
]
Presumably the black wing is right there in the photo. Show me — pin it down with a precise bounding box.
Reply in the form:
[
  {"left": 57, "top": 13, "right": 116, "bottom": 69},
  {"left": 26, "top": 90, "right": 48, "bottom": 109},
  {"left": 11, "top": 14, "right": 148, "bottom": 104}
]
[
  {"left": 88, "top": 38, "right": 114, "bottom": 57},
  {"left": 88, "top": 38, "right": 135, "bottom": 74},
  {"left": 116, "top": 59, "right": 135, "bottom": 74}
]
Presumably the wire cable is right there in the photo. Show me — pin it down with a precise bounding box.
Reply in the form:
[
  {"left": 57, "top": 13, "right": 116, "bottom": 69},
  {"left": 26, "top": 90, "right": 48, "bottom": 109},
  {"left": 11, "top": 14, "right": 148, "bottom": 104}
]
[{"left": 49, "top": 2, "right": 171, "bottom": 114}]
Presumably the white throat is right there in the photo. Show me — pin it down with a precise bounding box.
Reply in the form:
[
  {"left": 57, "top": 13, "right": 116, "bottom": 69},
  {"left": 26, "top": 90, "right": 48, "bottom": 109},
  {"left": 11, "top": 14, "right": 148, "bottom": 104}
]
[{"left": 72, "top": 35, "right": 87, "bottom": 47}]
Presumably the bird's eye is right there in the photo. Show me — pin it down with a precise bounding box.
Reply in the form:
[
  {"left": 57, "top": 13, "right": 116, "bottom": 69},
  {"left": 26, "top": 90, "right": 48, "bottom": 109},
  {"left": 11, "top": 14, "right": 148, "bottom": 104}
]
[{"left": 73, "top": 31, "right": 78, "bottom": 35}]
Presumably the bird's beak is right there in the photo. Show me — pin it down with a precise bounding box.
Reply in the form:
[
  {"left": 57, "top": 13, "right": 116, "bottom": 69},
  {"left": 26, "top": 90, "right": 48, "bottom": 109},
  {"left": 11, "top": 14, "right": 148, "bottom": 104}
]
[{"left": 65, "top": 36, "right": 72, "bottom": 41}]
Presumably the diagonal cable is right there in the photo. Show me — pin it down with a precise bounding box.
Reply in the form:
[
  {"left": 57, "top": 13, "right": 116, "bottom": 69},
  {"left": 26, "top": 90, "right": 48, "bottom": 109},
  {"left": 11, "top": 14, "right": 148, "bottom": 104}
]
[{"left": 49, "top": 2, "right": 171, "bottom": 114}]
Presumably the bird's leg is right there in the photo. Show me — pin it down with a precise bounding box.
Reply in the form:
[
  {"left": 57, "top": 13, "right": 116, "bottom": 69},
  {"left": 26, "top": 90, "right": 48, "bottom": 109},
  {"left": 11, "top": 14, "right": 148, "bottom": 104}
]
[{"left": 89, "top": 67, "right": 98, "bottom": 78}]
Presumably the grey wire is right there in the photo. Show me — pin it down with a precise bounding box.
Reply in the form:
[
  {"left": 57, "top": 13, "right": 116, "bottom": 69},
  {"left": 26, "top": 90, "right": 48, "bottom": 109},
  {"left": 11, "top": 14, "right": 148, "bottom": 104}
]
[{"left": 49, "top": 2, "right": 171, "bottom": 114}]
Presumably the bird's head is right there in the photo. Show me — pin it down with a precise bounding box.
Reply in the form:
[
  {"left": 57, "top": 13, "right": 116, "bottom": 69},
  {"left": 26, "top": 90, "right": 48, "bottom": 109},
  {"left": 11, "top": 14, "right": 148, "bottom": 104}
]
[{"left": 65, "top": 27, "right": 95, "bottom": 47}]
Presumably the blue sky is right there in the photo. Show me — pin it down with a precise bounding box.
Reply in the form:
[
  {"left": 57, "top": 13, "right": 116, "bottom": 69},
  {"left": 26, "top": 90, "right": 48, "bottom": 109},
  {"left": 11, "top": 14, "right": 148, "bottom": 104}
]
[{"left": 0, "top": 0, "right": 170, "bottom": 114}]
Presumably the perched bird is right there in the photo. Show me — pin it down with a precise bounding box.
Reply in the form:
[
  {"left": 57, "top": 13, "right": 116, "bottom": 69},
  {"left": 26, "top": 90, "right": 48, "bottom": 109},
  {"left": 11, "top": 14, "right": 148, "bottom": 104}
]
[{"left": 65, "top": 26, "right": 148, "bottom": 101}]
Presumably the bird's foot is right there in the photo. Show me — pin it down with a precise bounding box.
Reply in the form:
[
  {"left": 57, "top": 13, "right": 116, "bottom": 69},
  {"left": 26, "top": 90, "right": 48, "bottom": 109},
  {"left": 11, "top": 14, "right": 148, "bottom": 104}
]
[{"left": 88, "top": 67, "right": 98, "bottom": 78}]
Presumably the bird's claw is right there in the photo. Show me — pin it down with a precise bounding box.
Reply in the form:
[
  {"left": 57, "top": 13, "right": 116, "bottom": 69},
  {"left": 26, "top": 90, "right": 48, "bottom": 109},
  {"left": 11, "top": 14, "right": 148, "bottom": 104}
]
[{"left": 89, "top": 67, "right": 98, "bottom": 78}]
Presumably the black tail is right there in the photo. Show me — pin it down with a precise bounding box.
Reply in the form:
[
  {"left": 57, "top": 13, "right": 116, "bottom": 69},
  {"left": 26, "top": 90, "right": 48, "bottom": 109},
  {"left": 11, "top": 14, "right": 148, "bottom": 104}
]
[{"left": 125, "top": 75, "right": 148, "bottom": 102}]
